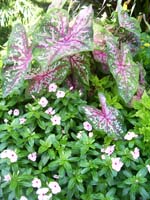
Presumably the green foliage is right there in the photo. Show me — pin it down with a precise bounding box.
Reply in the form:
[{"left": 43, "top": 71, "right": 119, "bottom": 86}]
[{"left": 1, "top": 0, "right": 150, "bottom": 199}]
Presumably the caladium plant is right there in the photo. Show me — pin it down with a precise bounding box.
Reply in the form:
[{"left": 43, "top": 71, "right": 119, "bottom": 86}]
[
  {"left": 32, "top": 5, "right": 93, "bottom": 69},
  {"left": 2, "top": 24, "right": 32, "bottom": 97},
  {"left": 106, "top": 37, "right": 139, "bottom": 103},
  {"left": 82, "top": 93, "right": 126, "bottom": 137}
]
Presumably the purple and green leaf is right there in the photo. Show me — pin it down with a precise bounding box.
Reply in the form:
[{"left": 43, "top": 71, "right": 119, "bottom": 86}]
[
  {"left": 117, "top": 0, "right": 141, "bottom": 37},
  {"left": 82, "top": 93, "right": 126, "bottom": 136},
  {"left": 32, "top": 5, "right": 93, "bottom": 69},
  {"left": 68, "top": 53, "right": 90, "bottom": 86},
  {"left": 2, "top": 24, "right": 32, "bottom": 97},
  {"left": 26, "top": 59, "right": 70, "bottom": 93},
  {"left": 106, "top": 38, "right": 139, "bottom": 103}
]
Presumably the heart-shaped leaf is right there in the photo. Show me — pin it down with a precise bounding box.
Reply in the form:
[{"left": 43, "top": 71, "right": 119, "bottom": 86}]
[
  {"left": 32, "top": 5, "right": 93, "bottom": 69},
  {"left": 2, "top": 24, "right": 32, "bottom": 97},
  {"left": 82, "top": 94, "right": 126, "bottom": 136},
  {"left": 106, "top": 38, "right": 139, "bottom": 103}
]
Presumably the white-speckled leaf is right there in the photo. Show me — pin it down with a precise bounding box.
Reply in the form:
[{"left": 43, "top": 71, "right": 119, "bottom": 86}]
[
  {"left": 106, "top": 39, "right": 139, "bottom": 103},
  {"left": 27, "top": 59, "right": 70, "bottom": 93},
  {"left": 82, "top": 94, "right": 126, "bottom": 136},
  {"left": 32, "top": 6, "right": 93, "bottom": 70},
  {"left": 2, "top": 24, "right": 32, "bottom": 97}
]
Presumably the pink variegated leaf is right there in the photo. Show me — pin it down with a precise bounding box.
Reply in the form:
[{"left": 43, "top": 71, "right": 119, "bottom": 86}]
[
  {"left": 106, "top": 38, "right": 139, "bottom": 103},
  {"left": 68, "top": 53, "right": 90, "bottom": 86},
  {"left": 26, "top": 59, "right": 70, "bottom": 93},
  {"left": 32, "top": 5, "right": 93, "bottom": 70},
  {"left": 2, "top": 24, "right": 32, "bottom": 97},
  {"left": 82, "top": 94, "right": 126, "bottom": 136}
]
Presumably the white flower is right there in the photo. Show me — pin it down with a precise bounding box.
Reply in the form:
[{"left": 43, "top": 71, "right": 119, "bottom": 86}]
[
  {"left": 32, "top": 178, "right": 41, "bottom": 188},
  {"left": 101, "top": 145, "right": 115, "bottom": 156},
  {"left": 101, "top": 154, "right": 106, "bottom": 160},
  {"left": 4, "top": 119, "right": 8, "bottom": 123},
  {"left": 36, "top": 188, "right": 52, "bottom": 200},
  {"left": 131, "top": 147, "right": 140, "bottom": 159},
  {"left": 124, "top": 131, "right": 138, "bottom": 140},
  {"left": 51, "top": 115, "right": 61, "bottom": 125},
  {"left": 37, "top": 194, "right": 52, "bottom": 200},
  {"left": 146, "top": 165, "right": 150, "bottom": 173},
  {"left": 20, "top": 196, "right": 28, "bottom": 200},
  {"left": 8, "top": 109, "right": 13, "bottom": 115},
  {"left": 1, "top": 149, "right": 18, "bottom": 162},
  {"left": 28, "top": 152, "right": 37, "bottom": 162},
  {"left": 88, "top": 132, "right": 93, "bottom": 138},
  {"left": 19, "top": 117, "right": 26, "bottom": 124},
  {"left": 45, "top": 107, "right": 55, "bottom": 115},
  {"left": 13, "top": 109, "right": 20, "bottom": 116},
  {"left": 111, "top": 157, "right": 124, "bottom": 172},
  {"left": 53, "top": 174, "right": 59, "bottom": 179},
  {"left": 48, "top": 83, "right": 57, "bottom": 92},
  {"left": 48, "top": 181, "right": 61, "bottom": 194},
  {"left": 76, "top": 131, "right": 82, "bottom": 139},
  {"left": 4, "top": 174, "right": 11, "bottom": 182},
  {"left": 7, "top": 150, "right": 18, "bottom": 162},
  {"left": 38, "top": 97, "right": 48, "bottom": 108},
  {"left": 0, "top": 150, "right": 9, "bottom": 158},
  {"left": 83, "top": 121, "right": 92, "bottom": 131},
  {"left": 56, "top": 90, "right": 65, "bottom": 98}
]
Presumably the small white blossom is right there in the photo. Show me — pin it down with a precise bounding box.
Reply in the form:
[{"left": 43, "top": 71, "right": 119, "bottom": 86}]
[
  {"left": 4, "top": 119, "right": 8, "bottom": 123},
  {"left": 76, "top": 131, "right": 82, "bottom": 139},
  {"left": 111, "top": 157, "right": 124, "bottom": 172},
  {"left": 48, "top": 83, "right": 57, "bottom": 92},
  {"left": 0, "top": 150, "right": 9, "bottom": 159},
  {"left": 83, "top": 121, "right": 92, "bottom": 131},
  {"left": 4, "top": 174, "right": 11, "bottom": 182},
  {"left": 28, "top": 152, "right": 37, "bottom": 162},
  {"left": 45, "top": 107, "right": 55, "bottom": 115},
  {"left": 19, "top": 117, "right": 26, "bottom": 124},
  {"left": 146, "top": 165, "right": 150, "bottom": 173},
  {"left": 1, "top": 149, "right": 18, "bottom": 162},
  {"left": 38, "top": 97, "right": 48, "bottom": 108},
  {"left": 8, "top": 150, "right": 18, "bottom": 162},
  {"left": 36, "top": 188, "right": 52, "bottom": 200},
  {"left": 101, "top": 145, "right": 115, "bottom": 156},
  {"left": 20, "top": 196, "right": 28, "bottom": 200},
  {"left": 56, "top": 90, "right": 65, "bottom": 98},
  {"left": 8, "top": 109, "right": 13, "bottom": 115},
  {"left": 88, "top": 132, "right": 93, "bottom": 137},
  {"left": 48, "top": 181, "right": 61, "bottom": 194},
  {"left": 124, "top": 131, "right": 138, "bottom": 140},
  {"left": 32, "top": 178, "right": 41, "bottom": 188},
  {"left": 13, "top": 109, "right": 20, "bottom": 116},
  {"left": 131, "top": 147, "right": 140, "bottom": 159},
  {"left": 53, "top": 174, "right": 59, "bottom": 179},
  {"left": 101, "top": 154, "right": 106, "bottom": 160},
  {"left": 51, "top": 115, "right": 61, "bottom": 125}
]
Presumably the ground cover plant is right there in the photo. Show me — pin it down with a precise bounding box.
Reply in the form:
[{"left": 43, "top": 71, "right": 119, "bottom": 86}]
[{"left": 1, "top": 0, "right": 150, "bottom": 199}]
